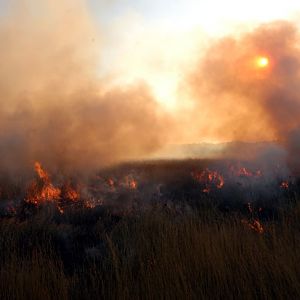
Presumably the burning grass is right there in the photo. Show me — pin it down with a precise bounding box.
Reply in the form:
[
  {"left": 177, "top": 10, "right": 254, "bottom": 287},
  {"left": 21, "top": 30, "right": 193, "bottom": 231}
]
[{"left": 0, "top": 159, "right": 300, "bottom": 299}]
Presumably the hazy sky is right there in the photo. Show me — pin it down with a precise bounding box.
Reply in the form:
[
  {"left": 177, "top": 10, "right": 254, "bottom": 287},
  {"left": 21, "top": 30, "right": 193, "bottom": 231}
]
[
  {"left": 84, "top": 0, "right": 300, "bottom": 109},
  {"left": 1, "top": 0, "right": 300, "bottom": 147},
  {"left": 87, "top": 0, "right": 300, "bottom": 32},
  {"left": 1, "top": 0, "right": 300, "bottom": 110},
  {"left": 1, "top": 0, "right": 300, "bottom": 172}
]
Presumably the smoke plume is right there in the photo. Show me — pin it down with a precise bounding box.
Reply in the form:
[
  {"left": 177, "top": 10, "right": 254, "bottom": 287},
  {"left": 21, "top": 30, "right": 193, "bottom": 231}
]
[
  {"left": 187, "top": 20, "right": 300, "bottom": 168},
  {"left": 2, "top": 1, "right": 300, "bottom": 175},
  {"left": 0, "top": 0, "right": 171, "bottom": 173}
]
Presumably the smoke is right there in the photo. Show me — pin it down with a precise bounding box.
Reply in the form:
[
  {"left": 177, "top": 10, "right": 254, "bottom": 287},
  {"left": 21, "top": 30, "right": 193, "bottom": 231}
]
[
  {"left": 0, "top": 0, "right": 171, "bottom": 174},
  {"left": 2, "top": 1, "right": 300, "bottom": 176},
  {"left": 186, "top": 20, "right": 300, "bottom": 169}
]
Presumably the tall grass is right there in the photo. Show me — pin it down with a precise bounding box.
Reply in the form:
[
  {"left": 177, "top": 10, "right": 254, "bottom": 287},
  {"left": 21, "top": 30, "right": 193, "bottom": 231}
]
[{"left": 0, "top": 201, "right": 300, "bottom": 299}]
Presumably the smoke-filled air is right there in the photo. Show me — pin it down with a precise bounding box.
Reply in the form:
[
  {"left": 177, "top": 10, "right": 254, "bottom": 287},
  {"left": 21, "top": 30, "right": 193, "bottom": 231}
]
[
  {"left": 0, "top": 0, "right": 172, "bottom": 174},
  {"left": 1, "top": 1, "right": 300, "bottom": 174},
  {"left": 186, "top": 21, "right": 300, "bottom": 165},
  {"left": 2, "top": 1, "right": 300, "bottom": 299}
]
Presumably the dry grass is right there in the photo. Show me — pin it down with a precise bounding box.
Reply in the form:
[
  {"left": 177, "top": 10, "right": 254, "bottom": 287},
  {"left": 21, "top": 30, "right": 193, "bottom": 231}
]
[{"left": 0, "top": 198, "right": 300, "bottom": 300}]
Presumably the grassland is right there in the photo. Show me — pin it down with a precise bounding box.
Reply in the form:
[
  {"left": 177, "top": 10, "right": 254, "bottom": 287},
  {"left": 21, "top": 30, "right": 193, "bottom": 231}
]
[{"left": 0, "top": 160, "right": 300, "bottom": 299}]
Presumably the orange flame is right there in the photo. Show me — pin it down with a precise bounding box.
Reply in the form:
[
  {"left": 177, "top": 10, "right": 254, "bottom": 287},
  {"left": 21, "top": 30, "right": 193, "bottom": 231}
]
[
  {"left": 242, "top": 219, "right": 264, "bottom": 234},
  {"left": 26, "top": 162, "right": 61, "bottom": 205},
  {"left": 34, "top": 161, "right": 50, "bottom": 181},
  {"left": 129, "top": 179, "right": 138, "bottom": 190},
  {"left": 242, "top": 202, "right": 264, "bottom": 234},
  {"left": 191, "top": 169, "right": 224, "bottom": 193},
  {"left": 124, "top": 176, "right": 138, "bottom": 190},
  {"left": 61, "top": 182, "right": 79, "bottom": 202},
  {"left": 25, "top": 162, "right": 79, "bottom": 213}
]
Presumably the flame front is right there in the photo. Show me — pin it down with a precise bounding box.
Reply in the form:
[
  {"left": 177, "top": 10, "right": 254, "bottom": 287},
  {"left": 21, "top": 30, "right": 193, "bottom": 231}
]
[
  {"left": 191, "top": 169, "right": 224, "bottom": 193},
  {"left": 25, "top": 162, "right": 79, "bottom": 212},
  {"left": 26, "top": 162, "right": 61, "bottom": 205},
  {"left": 34, "top": 161, "right": 50, "bottom": 182},
  {"left": 61, "top": 182, "right": 79, "bottom": 202}
]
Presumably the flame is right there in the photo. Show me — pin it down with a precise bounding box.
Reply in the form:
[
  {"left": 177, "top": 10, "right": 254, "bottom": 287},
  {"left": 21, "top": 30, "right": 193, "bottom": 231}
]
[
  {"left": 242, "top": 202, "right": 264, "bottom": 234},
  {"left": 61, "top": 182, "right": 79, "bottom": 202},
  {"left": 34, "top": 161, "right": 49, "bottom": 181},
  {"left": 129, "top": 179, "right": 138, "bottom": 190},
  {"left": 244, "top": 219, "right": 264, "bottom": 234},
  {"left": 26, "top": 162, "right": 61, "bottom": 205},
  {"left": 124, "top": 176, "right": 138, "bottom": 190},
  {"left": 191, "top": 169, "right": 224, "bottom": 193},
  {"left": 104, "top": 175, "right": 138, "bottom": 190},
  {"left": 230, "top": 165, "right": 262, "bottom": 178},
  {"left": 26, "top": 183, "right": 61, "bottom": 205},
  {"left": 25, "top": 162, "right": 79, "bottom": 213},
  {"left": 57, "top": 206, "right": 64, "bottom": 214}
]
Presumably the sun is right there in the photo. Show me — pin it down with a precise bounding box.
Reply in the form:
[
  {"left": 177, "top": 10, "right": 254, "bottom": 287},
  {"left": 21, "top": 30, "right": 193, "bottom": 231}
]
[{"left": 256, "top": 56, "right": 269, "bottom": 68}]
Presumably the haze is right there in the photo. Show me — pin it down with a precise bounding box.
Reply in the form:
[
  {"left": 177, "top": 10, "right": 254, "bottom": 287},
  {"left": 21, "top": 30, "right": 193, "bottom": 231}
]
[{"left": 0, "top": 0, "right": 300, "bottom": 172}]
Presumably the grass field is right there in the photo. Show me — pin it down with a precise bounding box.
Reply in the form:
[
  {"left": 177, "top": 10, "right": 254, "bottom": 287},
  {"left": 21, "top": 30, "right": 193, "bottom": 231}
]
[{"left": 0, "top": 160, "right": 300, "bottom": 299}]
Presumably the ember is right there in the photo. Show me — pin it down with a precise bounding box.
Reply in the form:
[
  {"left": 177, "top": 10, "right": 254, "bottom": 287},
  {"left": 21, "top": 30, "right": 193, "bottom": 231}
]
[
  {"left": 242, "top": 219, "right": 264, "bottom": 234},
  {"left": 280, "top": 181, "right": 289, "bottom": 189}
]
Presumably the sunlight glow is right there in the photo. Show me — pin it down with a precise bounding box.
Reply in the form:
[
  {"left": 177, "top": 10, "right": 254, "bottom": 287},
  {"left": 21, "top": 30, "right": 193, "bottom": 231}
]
[
  {"left": 256, "top": 56, "right": 269, "bottom": 68},
  {"left": 95, "top": 0, "right": 299, "bottom": 112}
]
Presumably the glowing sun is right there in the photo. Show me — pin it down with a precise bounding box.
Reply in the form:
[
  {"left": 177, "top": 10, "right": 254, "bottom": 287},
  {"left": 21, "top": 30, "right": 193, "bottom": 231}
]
[{"left": 256, "top": 56, "right": 269, "bottom": 68}]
